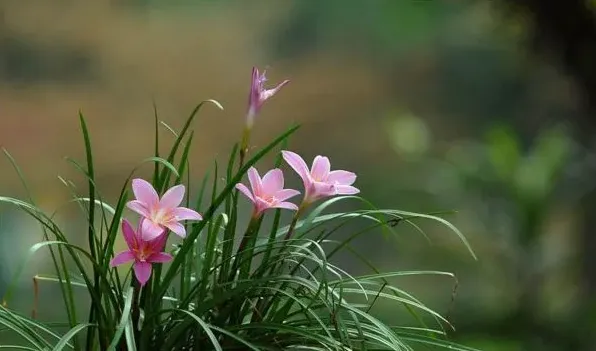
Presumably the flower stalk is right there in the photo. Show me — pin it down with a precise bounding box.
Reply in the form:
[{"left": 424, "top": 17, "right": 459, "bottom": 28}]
[
  {"left": 239, "top": 126, "right": 251, "bottom": 168},
  {"left": 284, "top": 204, "right": 305, "bottom": 241},
  {"left": 232, "top": 215, "right": 263, "bottom": 281}
]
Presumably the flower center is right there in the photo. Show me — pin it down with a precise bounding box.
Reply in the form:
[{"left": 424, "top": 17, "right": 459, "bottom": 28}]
[
  {"left": 150, "top": 207, "right": 172, "bottom": 224},
  {"left": 261, "top": 194, "right": 276, "bottom": 205},
  {"left": 134, "top": 247, "right": 149, "bottom": 262},
  {"left": 311, "top": 173, "right": 327, "bottom": 183}
]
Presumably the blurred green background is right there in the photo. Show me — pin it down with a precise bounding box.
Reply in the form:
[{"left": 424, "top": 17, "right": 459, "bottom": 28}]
[{"left": 1, "top": 1, "right": 596, "bottom": 350}]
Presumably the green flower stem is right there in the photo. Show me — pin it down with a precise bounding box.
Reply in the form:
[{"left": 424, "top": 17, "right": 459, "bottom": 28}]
[
  {"left": 253, "top": 205, "right": 307, "bottom": 323},
  {"left": 230, "top": 214, "right": 262, "bottom": 281},
  {"left": 284, "top": 204, "right": 307, "bottom": 241},
  {"left": 239, "top": 126, "right": 251, "bottom": 169},
  {"left": 131, "top": 280, "right": 142, "bottom": 345}
]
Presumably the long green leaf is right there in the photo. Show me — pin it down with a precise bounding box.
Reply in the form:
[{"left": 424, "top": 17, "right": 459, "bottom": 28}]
[
  {"left": 106, "top": 287, "right": 135, "bottom": 351},
  {"left": 52, "top": 323, "right": 94, "bottom": 351},
  {"left": 176, "top": 310, "right": 223, "bottom": 351}
]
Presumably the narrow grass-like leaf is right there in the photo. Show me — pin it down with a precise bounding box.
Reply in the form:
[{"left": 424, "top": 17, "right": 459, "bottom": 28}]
[
  {"left": 153, "top": 101, "right": 161, "bottom": 184},
  {"left": 1, "top": 150, "right": 77, "bottom": 332},
  {"left": 157, "top": 99, "right": 223, "bottom": 190},
  {"left": 0, "top": 346, "right": 39, "bottom": 350},
  {"left": 52, "top": 323, "right": 94, "bottom": 351},
  {"left": 176, "top": 310, "right": 223, "bottom": 351},
  {"left": 144, "top": 157, "right": 180, "bottom": 179},
  {"left": 106, "top": 287, "right": 134, "bottom": 351},
  {"left": 387, "top": 209, "right": 477, "bottom": 259}
]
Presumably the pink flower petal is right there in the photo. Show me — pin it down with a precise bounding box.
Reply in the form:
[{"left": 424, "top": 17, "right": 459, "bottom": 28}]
[
  {"left": 121, "top": 219, "right": 138, "bottom": 250},
  {"left": 132, "top": 179, "right": 159, "bottom": 206},
  {"left": 275, "top": 189, "right": 300, "bottom": 202},
  {"left": 327, "top": 170, "right": 357, "bottom": 185},
  {"left": 334, "top": 185, "right": 360, "bottom": 195},
  {"left": 249, "top": 67, "right": 260, "bottom": 106},
  {"left": 261, "top": 168, "right": 284, "bottom": 194},
  {"left": 313, "top": 182, "right": 336, "bottom": 196},
  {"left": 282, "top": 151, "right": 311, "bottom": 183},
  {"left": 172, "top": 207, "right": 202, "bottom": 221},
  {"left": 306, "top": 182, "right": 336, "bottom": 203},
  {"left": 311, "top": 156, "right": 331, "bottom": 181},
  {"left": 148, "top": 252, "right": 172, "bottom": 263},
  {"left": 147, "top": 230, "right": 169, "bottom": 252},
  {"left": 141, "top": 220, "right": 166, "bottom": 241},
  {"left": 247, "top": 167, "right": 263, "bottom": 195},
  {"left": 160, "top": 185, "right": 185, "bottom": 209},
  {"left": 236, "top": 183, "right": 255, "bottom": 203},
  {"left": 133, "top": 262, "right": 152, "bottom": 286},
  {"left": 251, "top": 66, "right": 259, "bottom": 85},
  {"left": 110, "top": 251, "right": 135, "bottom": 267},
  {"left": 261, "top": 80, "right": 290, "bottom": 101},
  {"left": 274, "top": 201, "right": 299, "bottom": 211},
  {"left": 165, "top": 221, "right": 186, "bottom": 238},
  {"left": 126, "top": 200, "right": 150, "bottom": 218},
  {"left": 254, "top": 197, "right": 272, "bottom": 215}
]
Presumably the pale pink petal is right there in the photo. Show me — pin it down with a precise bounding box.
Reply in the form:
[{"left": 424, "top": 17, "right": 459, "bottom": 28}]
[
  {"left": 275, "top": 189, "right": 300, "bottom": 202},
  {"left": 132, "top": 179, "right": 159, "bottom": 206},
  {"left": 164, "top": 221, "right": 186, "bottom": 238},
  {"left": 273, "top": 201, "right": 299, "bottom": 211},
  {"left": 249, "top": 67, "right": 260, "bottom": 106},
  {"left": 126, "top": 200, "right": 150, "bottom": 218},
  {"left": 313, "top": 182, "right": 336, "bottom": 196},
  {"left": 282, "top": 151, "right": 311, "bottom": 182},
  {"left": 251, "top": 66, "right": 259, "bottom": 86},
  {"left": 172, "top": 207, "right": 202, "bottom": 221},
  {"left": 327, "top": 170, "right": 357, "bottom": 185},
  {"left": 110, "top": 251, "right": 135, "bottom": 267},
  {"left": 247, "top": 167, "right": 263, "bottom": 195},
  {"left": 311, "top": 156, "right": 331, "bottom": 181},
  {"left": 133, "top": 262, "right": 152, "bottom": 286},
  {"left": 141, "top": 220, "right": 166, "bottom": 241},
  {"left": 121, "top": 220, "right": 138, "bottom": 249},
  {"left": 159, "top": 185, "right": 185, "bottom": 209},
  {"left": 148, "top": 252, "right": 172, "bottom": 263},
  {"left": 235, "top": 183, "right": 255, "bottom": 203},
  {"left": 306, "top": 182, "right": 336, "bottom": 203},
  {"left": 261, "top": 169, "right": 284, "bottom": 194},
  {"left": 254, "top": 197, "right": 272, "bottom": 215},
  {"left": 334, "top": 185, "right": 360, "bottom": 195},
  {"left": 261, "top": 80, "right": 290, "bottom": 101}
]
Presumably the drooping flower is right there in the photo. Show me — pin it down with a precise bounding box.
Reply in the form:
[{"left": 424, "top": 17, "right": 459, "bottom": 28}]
[
  {"left": 110, "top": 219, "right": 172, "bottom": 286},
  {"left": 246, "top": 67, "right": 290, "bottom": 128},
  {"left": 235, "top": 167, "right": 300, "bottom": 216},
  {"left": 127, "top": 179, "right": 202, "bottom": 240},
  {"left": 281, "top": 150, "right": 360, "bottom": 204}
]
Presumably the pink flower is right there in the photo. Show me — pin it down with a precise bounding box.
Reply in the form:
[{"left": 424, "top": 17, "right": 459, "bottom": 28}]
[
  {"left": 235, "top": 167, "right": 300, "bottom": 216},
  {"left": 281, "top": 151, "right": 360, "bottom": 204},
  {"left": 110, "top": 219, "right": 172, "bottom": 286},
  {"left": 127, "top": 179, "right": 202, "bottom": 240},
  {"left": 246, "top": 67, "right": 290, "bottom": 128}
]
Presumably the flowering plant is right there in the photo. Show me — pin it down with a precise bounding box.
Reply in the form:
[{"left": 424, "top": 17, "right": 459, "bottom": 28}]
[{"left": 0, "top": 68, "right": 476, "bottom": 350}]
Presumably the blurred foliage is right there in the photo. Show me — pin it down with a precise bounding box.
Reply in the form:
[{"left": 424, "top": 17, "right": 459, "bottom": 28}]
[
  {"left": 386, "top": 113, "right": 594, "bottom": 349},
  {"left": 271, "top": 1, "right": 460, "bottom": 59},
  {"left": 387, "top": 111, "right": 431, "bottom": 157},
  {"left": 271, "top": 0, "right": 581, "bottom": 136}
]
